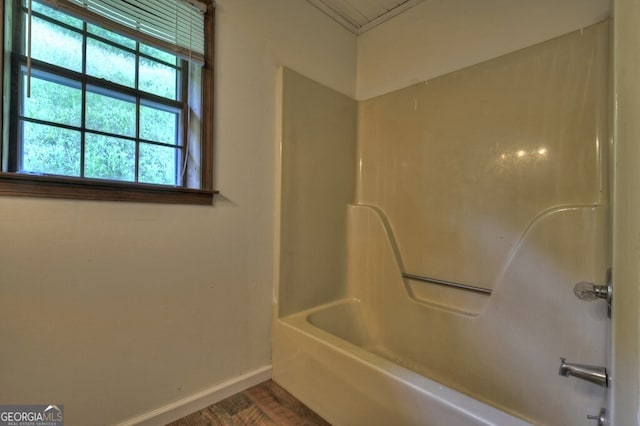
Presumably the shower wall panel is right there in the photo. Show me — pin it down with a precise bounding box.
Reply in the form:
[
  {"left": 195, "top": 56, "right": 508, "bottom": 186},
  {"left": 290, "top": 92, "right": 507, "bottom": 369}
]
[
  {"left": 357, "top": 22, "right": 609, "bottom": 306},
  {"left": 279, "top": 68, "right": 357, "bottom": 316}
]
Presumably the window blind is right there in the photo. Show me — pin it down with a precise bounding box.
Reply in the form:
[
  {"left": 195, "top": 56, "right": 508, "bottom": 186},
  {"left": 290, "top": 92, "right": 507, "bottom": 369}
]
[{"left": 37, "top": 0, "right": 207, "bottom": 63}]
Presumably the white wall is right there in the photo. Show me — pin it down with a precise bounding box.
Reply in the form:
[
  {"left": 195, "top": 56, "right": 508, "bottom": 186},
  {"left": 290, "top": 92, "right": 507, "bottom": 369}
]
[
  {"left": 0, "top": 1, "right": 356, "bottom": 425},
  {"left": 356, "top": 0, "right": 611, "bottom": 100}
]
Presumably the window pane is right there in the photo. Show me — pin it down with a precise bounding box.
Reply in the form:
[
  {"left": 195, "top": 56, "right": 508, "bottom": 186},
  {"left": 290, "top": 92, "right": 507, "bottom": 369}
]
[
  {"left": 30, "top": 15, "right": 82, "bottom": 72},
  {"left": 86, "top": 90, "right": 136, "bottom": 137},
  {"left": 87, "top": 38, "right": 135, "bottom": 87},
  {"left": 140, "top": 44, "right": 178, "bottom": 66},
  {"left": 22, "top": 73, "right": 81, "bottom": 127},
  {"left": 139, "top": 143, "right": 179, "bottom": 185},
  {"left": 88, "top": 24, "right": 136, "bottom": 49},
  {"left": 21, "top": 121, "right": 81, "bottom": 176},
  {"left": 85, "top": 134, "right": 135, "bottom": 182},
  {"left": 140, "top": 105, "right": 179, "bottom": 144},
  {"left": 10, "top": 3, "right": 204, "bottom": 194},
  {"left": 31, "top": 1, "right": 83, "bottom": 29},
  {"left": 139, "top": 57, "right": 178, "bottom": 100}
]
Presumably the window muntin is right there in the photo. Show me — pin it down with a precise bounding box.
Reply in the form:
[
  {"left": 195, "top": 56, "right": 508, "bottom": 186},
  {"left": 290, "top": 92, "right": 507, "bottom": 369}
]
[{"left": 11, "top": 0, "right": 190, "bottom": 187}]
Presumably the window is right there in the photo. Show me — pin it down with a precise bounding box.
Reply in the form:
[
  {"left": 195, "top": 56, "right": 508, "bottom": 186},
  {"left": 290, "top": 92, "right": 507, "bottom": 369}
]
[{"left": 0, "top": 0, "right": 215, "bottom": 204}]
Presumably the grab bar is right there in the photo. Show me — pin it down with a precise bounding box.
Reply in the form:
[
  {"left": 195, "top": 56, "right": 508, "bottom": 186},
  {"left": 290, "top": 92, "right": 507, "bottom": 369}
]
[{"left": 401, "top": 273, "right": 493, "bottom": 295}]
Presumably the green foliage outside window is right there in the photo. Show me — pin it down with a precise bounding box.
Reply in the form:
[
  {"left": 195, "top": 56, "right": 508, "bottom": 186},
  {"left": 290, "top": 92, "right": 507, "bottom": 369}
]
[{"left": 21, "top": 3, "right": 183, "bottom": 186}]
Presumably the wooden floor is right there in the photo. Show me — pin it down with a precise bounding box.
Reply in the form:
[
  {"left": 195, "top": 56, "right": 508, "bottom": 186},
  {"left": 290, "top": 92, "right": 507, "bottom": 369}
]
[{"left": 166, "top": 380, "right": 331, "bottom": 426}]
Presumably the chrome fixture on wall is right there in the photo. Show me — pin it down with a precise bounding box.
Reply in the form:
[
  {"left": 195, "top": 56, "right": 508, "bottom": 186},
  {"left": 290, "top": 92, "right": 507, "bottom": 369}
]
[
  {"left": 587, "top": 407, "right": 608, "bottom": 426},
  {"left": 573, "top": 281, "right": 611, "bottom": 301},
  {"left": 573, "top": 268, "right": 612, "bottom": 317},
  {"left": 558, "top": 358, "right": 608, "bottom": 387}
]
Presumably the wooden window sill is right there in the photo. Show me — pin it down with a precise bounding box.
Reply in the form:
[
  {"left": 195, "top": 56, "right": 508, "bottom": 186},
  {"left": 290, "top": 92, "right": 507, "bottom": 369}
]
[{"left": 0, "top": 172, "right": 217, "bottom": 205}]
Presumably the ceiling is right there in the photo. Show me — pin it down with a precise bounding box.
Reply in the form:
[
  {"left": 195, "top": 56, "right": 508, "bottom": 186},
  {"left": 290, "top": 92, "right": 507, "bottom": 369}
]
[{"left": 306, "top": 0, "right": 425, "bottom": 35}]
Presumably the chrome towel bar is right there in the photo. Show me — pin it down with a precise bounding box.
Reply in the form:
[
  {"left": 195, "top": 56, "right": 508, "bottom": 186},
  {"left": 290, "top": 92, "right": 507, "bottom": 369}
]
[{"left": 401, "top": 273, "right": 493, "bottom": 295}]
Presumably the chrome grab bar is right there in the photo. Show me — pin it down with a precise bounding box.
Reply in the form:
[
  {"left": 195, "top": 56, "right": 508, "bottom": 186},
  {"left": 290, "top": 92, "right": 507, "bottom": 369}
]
[{"left": 401, "top": 273, "right": 493, "bottom": 295}]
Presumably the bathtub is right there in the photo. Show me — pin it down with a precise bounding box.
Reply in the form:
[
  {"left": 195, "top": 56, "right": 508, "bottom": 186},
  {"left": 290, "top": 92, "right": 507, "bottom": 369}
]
[{"left": 272, "top": 298, "right": 532, "bottom": 426}]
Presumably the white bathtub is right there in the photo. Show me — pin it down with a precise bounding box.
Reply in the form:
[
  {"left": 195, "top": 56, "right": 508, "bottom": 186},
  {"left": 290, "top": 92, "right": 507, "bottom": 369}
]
[{"left": 272, "top": 298, "right": 532, "bottom": 426}]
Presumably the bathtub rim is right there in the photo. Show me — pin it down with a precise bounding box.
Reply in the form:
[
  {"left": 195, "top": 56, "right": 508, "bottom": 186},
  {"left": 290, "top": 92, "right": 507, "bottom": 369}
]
[{"left": 276, "top": 297, "right": 533, "bottom": 426}]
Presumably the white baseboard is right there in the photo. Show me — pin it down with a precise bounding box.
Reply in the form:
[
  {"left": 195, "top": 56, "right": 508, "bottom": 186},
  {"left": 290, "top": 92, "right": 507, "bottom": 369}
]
[{"left": 116, "top": 365, "right": 272, "bottom": 426}]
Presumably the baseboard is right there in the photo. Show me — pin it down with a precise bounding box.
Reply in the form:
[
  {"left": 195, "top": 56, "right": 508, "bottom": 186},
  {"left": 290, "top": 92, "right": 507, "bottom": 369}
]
[{"left": 116, "top": 365, "right": 272, "bottom": 426}]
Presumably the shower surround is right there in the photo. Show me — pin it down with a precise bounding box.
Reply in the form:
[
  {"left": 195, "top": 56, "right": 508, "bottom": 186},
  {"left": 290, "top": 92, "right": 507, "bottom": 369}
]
[{"left": 274, "top": 20, "right": 609, "bottom": 425}]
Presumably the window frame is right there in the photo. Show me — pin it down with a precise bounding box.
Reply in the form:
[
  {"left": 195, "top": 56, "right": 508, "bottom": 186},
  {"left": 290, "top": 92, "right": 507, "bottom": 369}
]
[{"left": 0, "top": 0, "right": 216, "bottom": 205}]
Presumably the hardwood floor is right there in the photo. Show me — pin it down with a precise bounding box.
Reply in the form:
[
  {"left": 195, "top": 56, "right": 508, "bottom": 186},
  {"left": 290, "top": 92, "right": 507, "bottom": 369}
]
[{"left": 166, "top": 380, "right": 331, "bottom": 426}]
